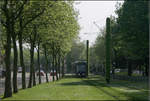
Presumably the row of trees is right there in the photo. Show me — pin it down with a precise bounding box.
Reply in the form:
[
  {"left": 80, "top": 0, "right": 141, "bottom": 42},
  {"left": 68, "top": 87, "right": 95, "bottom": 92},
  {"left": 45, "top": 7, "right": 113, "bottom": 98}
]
[
  {"left": 66, "top": 39, "right": 86, "bottom": 73},
  {"left": 91, "top": 1, "right": 149, "bottom": 77},
  {"left": 0, "top": 0, "right": 79, "bottom": 98}
]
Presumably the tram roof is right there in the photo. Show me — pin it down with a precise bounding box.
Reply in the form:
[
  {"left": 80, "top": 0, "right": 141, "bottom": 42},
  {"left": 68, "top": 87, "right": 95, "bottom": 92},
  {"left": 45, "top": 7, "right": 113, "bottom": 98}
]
[{"left": 73, "top": 60, "right": 87, "bottom": 64}]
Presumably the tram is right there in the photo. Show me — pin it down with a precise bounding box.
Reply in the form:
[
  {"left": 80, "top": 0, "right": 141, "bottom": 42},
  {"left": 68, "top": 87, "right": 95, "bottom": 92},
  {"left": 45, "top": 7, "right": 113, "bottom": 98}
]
[{"left": 73, "top": 61, "right": 87, "bottom": 77}]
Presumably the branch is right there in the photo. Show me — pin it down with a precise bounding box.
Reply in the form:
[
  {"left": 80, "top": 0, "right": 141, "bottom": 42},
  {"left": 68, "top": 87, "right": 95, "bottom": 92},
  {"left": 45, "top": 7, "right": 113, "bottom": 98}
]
[
  {"left": 23, "top": 1, "right": 55, "bottom": 29},
  {"left": 14, "top": 0, "right": 28, "bottom": 21},
  {"left": 1, "top": 0, "right": 8, "bottom": 18},
  {"left": 0, "top": 19, "right": 7, "bottom": 27},
  {"left": 23, "top": 8, "right": 45, "bottom": 28}
]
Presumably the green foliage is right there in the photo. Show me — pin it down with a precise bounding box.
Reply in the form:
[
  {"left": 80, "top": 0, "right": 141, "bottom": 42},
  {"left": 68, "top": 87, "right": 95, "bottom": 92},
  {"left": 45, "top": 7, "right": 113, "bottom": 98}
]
[
  {"left": 94, "top": 28, "right": 106, "bottom": 63},
  {"left": 66, "top": 39, "right": 86, "bottom": 72},
  {"left": 92, "top": 1, "right": 149, "bottom": 77},
  {"left": 0, "top": 0, "right": 80, "bottom": 97},
  {"left": 116, "top": 0, "right": 149, "bottom": 60}
]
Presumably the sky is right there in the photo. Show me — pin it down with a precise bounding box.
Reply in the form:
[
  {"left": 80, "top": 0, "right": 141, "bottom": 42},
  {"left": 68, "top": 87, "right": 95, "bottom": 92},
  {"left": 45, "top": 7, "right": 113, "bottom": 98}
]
[{"left": 74, "top": 1, "right": 124, "bottom": 46}]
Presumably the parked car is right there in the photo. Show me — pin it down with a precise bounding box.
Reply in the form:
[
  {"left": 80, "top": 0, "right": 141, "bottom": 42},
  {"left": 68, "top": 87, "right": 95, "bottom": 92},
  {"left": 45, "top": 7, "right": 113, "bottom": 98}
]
[
  {"left": 36, "top": 70, "right": 45, "bottom": 76},
  {"left": 2, "top": 70, "right": 6, "bottom": 78},
  {"left": 18, "top": 67, "right": 22, "bottom": 73},
  {"left": 0, "top": 68, "right": 6, "bottom": 78},
  {"left": 50, "top": 70, "right": 56, "bottom": 76},
  {"left": 0, "top": 70, "right": 2, "bottom": 77},
  {"left": 73, "top": 61, "right": 87, "bottom": 77},
  {"left": 115, "top": 69, "right": 120, "bottom": 73}
]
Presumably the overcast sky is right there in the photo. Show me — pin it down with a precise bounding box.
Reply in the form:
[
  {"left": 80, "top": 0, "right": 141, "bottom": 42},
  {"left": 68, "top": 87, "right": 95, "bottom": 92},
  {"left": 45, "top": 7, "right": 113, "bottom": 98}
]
[{"left": 74, "top": 1, "right": 123, "bottom": 46}]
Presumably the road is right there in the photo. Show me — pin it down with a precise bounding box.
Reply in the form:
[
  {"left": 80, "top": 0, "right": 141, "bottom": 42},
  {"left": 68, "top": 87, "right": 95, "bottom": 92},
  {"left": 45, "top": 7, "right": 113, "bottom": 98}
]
[{"left": 0, "top": 72, "right": 52, "bottom": 96}]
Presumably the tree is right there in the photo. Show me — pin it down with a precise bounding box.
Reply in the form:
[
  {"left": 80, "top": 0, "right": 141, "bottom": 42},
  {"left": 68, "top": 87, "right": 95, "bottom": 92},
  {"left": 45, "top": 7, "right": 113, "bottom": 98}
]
[
  {"left": 39, "top": 1, "right": 80, "bottom": 78},
  {"left": 66, "top": 39, "right": 86, "bottom": 73},
  {"left": 94, "top": 28, "right": 106, "bottom": 63},
  {"left": 43, "top": 44, "right": 49, "bottom": 82},
  {"left": 18, "top": 1, "right": 46, "bottom": 88},
  {"left": 1, "top": 1, "right": 80, "bottom": 97},
  {"left": 116, "top": 0, "right": 149, "bottom": 76},
  {"left": 37, "top": 36, "right": 41, "bottom": 84},
  {"left": 105, "top": 18, "right": 111, "bottom": 84},
  {"left": 0, "top": 0, "right": 27, "bottom": 97}
]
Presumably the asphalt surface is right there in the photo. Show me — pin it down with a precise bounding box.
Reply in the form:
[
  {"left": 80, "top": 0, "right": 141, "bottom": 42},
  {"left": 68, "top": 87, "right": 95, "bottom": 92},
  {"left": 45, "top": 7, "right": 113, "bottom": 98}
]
[{"left": 0, "top": 72, "right": 52, "bottom": 96}]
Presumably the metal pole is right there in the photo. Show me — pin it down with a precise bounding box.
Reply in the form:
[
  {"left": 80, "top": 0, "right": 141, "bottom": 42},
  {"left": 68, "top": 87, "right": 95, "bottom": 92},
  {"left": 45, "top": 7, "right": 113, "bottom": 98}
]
[{"left": 86, "top": 40, "right": 89, "bottom": 77}]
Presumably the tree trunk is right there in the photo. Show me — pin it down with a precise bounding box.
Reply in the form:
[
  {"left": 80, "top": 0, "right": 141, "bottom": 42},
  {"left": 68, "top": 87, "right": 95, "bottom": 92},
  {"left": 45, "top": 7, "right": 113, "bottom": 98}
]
[
  {"left": 28, "top": 28, "right": 37, "bottom": 87},
  {"left": 55, "top": 55, "right": 59, "bottom": 81},
  {"left": 128, "top": 60, "right": 132, "bottom": 76},
  {"left": 45, "top": 71, "right": 49, "bottom": 83},
  {"left": 144, "top": 57, "right": 149, "bottom": 77},
  {"left": 37, "top": 42, "right": 41, "bottom": 84},
  {"left": 52, "top": 55, "right": 55, "bottom": 81},
  {"left": 3, "top": 1, "right": 13, "bottom": 97},
  {"left": 12, "top": 35, "right": 18, "bottom": 93},
  {"left": 18, "top": 16, "right": 26, "bottom": 89},
  {"left": 28, "top": 42, "right": 34, "bottom": 88},
  {"left": 32, "top": 47, "right": 36, "bottom": 86},
  {"left": 61, "top": 58, "right": 65, "bottom": 78},
  {"left": 19, "top": 33, "right": 26, "bottom": 89},
  {"left": 139, "top": 64, "right": 141, "bottom": 75},
  {"left": 58, "top": 55, "right": 61, "bottom": 79},
  {"left": 4, "top": 22, "right": 12, "bottom": 98},
  {"left": 114, "top": 49, "right": 118, "bottom": 74},
  {"left": 33, "top": 66, "right": 36, "bottom": 86},
  {"left": 32, "top": 26, "right": 37, "bottom": 86},
  {"left": 52, "top": 45, "right": 55, "bottom": 81},
  {"left": 145, "top": 58, "right": 149, "bottom": 77},
  {"left": 44, "top": 45, "right": 49, "bottom": 83}
]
